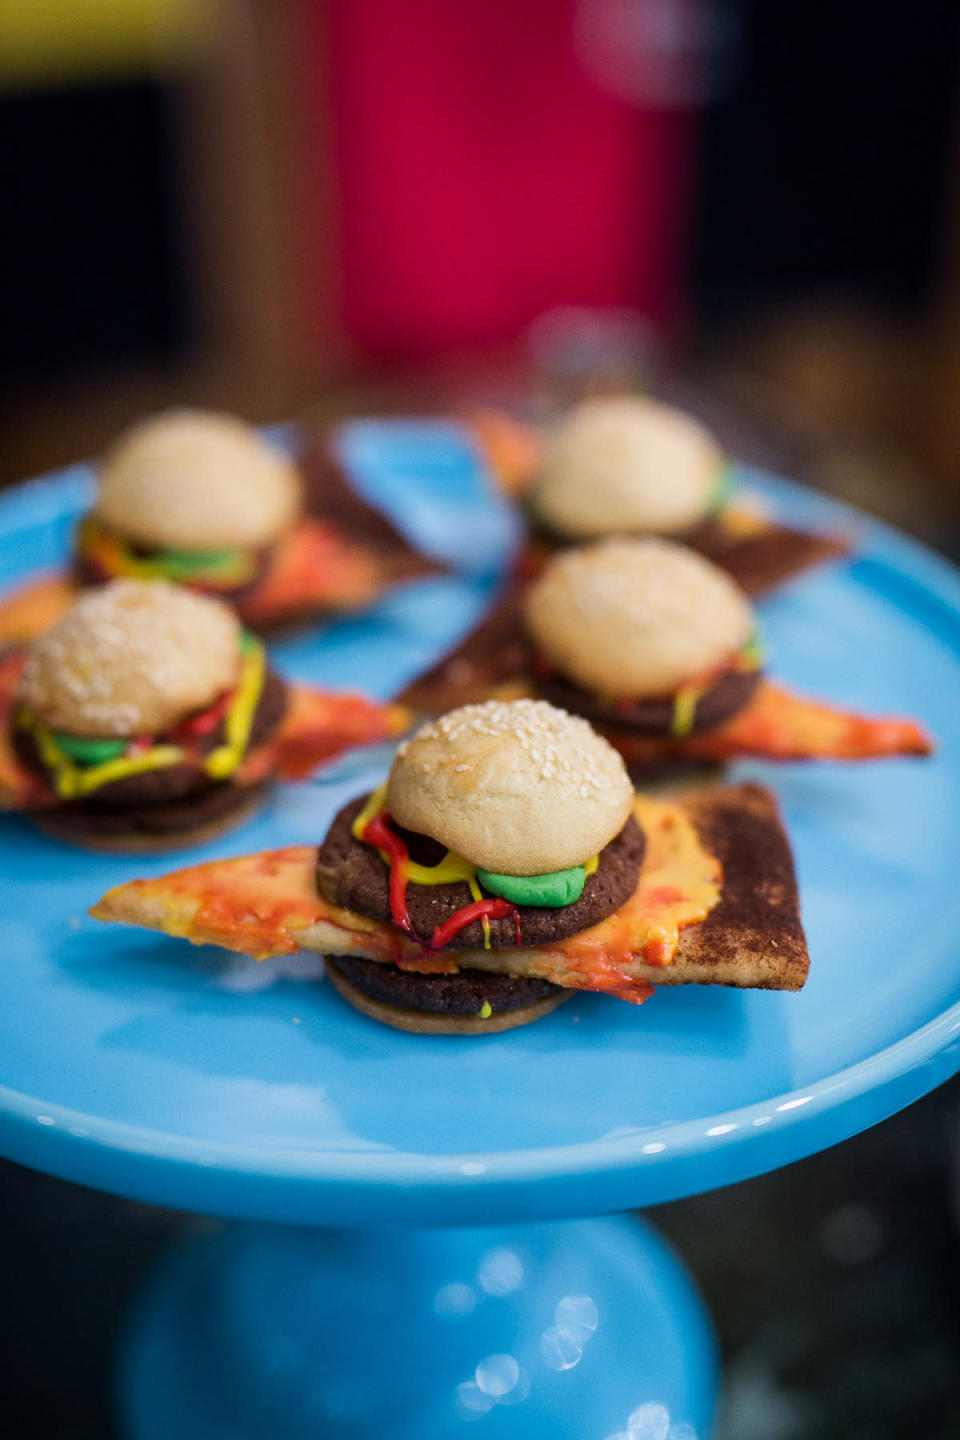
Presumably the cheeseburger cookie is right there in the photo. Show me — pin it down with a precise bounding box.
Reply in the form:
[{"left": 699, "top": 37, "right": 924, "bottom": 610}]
[
  {"left": 399, "top": 538, "right": 930, "bottom": 766},
  {"left": 94, "top": 699, "right": 811, "bottom": 1034},
  {"left": 0, "top": 580, "right": 409, "bottom": 851},
  {"left": 526, "top": 538, "right": 760, "bottom": 737},
  {"left": 316, "top": 701, "right": 644, "bottom": 1030},
  {"left": 524, "top": 539, "right": 931, "bottom": 764},
  {"left": 470, "top": 394, "right": 849, "bottom": 595},
  {"left": 77, "top": 410, "right": 301, "bottom": 604},
  {"left": 0, "top": 408, "right": 442, "bottom": 644}
]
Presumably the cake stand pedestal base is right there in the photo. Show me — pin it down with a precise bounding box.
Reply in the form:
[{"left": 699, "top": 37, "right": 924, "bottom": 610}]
[{"left": 117, "top": 1216, "right": 716, "bottom": 1440}]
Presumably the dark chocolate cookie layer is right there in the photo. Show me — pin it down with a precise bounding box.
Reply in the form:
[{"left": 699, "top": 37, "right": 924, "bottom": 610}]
[
  {"left": 15, "top": 668, "right": 287, "bottom": 808},
  {"left": 316, "top": 796, "right": 646, "bottom": 950},
  {"left": 33, "top": 778, "right": 270, "bottom": 841},
  {"left": 538, "top": 666, "right": 762, "bottom": 736},
  {"left": 326, "top": 955, "right": 561, "bottom": 1015}
]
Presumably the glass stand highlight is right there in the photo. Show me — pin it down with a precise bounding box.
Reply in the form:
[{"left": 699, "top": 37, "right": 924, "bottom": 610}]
[{"left": 118, "top": 1216, "right": 716, "bottom": 1440}]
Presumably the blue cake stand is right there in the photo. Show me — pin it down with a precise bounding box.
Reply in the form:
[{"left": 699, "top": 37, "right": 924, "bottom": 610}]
[{"left": 2, "top": 423, "right": 959, "bottom": 1440}]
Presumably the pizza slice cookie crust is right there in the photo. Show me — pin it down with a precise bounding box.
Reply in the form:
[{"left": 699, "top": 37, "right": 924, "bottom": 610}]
[
  {"left": 396, "top": 599, "right": 930, "bottom": 764},
  {"left": 91, "top": 782, "right": 809, "bottom": 1003}
]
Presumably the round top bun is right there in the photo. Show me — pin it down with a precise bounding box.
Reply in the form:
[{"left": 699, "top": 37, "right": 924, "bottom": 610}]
[
  {"left": 533, "top": 395, "right": 724, "bottom": 539},
  {"left": 387, "top": 698, "right": 633, "bottom": 876},
  {"left": 96, "top": 409, "right": 301, "bottom": 551},
  {"left": 524, "top": 537, "right": 754, "bottom": 699},
  {"left": 19, "top": 579, "right": 242, "bottom": 737}
]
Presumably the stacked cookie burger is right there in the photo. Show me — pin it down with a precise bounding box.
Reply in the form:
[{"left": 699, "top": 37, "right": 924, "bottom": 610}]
[
  {"left": 93, "top": 699, "right": 810, "bottom": 1034},
  {"left": 474, "top": 395, "right": 848, "bottom": 595},
  {"left": 401, "top": 538, "right": 930, "bottom": 766},
  {"left": 533, "top": 395, "right": 732, "bottom": 545},
  {"left": 75, "top": 410, "right": 301, "bottom": 607},
  {"left": 0, "top": 579, "right": 408, "bottom": 851},
  {"left": 525, "top": 539, "right": 931, "bottom": 765},
  {"left": 318, "top": 699, "right": 644, "bottom": 1031},
  {"left": 528, "top": 537, "right": 758, "bottom": 737},
  {"left": 0, "top": 408, "right": 439, "bottom": 643}
]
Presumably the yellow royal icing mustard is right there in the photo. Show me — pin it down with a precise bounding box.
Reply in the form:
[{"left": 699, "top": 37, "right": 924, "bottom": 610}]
[
  {"left": 18, "top": 636, "right": 266, "bottom": 799},
  {"left": 352, "top": 782, "right": 600, "bottom": 948}
]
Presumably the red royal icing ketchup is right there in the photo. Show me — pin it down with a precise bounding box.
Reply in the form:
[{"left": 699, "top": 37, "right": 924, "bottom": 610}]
[{"left": 362, "top": 808, "right": 522, "bottom": 951}]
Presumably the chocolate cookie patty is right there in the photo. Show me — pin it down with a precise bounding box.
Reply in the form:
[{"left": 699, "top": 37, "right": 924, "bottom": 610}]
[
  {"left": 15, "top": 668, "right": 287, "bottom": 808},
  {"left": 326, "top": 955, "right": 561, "bottom": 1015},
  {"left": 316, "top": 796, "right": 646, "bottom": 950},
  {"left": 538, "top": 665, "right": 762, "bottom": 736}
]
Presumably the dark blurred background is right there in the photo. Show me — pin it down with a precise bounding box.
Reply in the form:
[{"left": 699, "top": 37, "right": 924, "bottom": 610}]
[
  {"left": 2, "top": 1, "right": 960, "bottom": 1435},
  {"left": 3, "top": 0, "right": 960, "bottom": 549}
]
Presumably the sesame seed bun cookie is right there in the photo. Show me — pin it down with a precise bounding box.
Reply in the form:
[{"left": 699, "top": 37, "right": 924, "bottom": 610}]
[
  {"left": 97, "top": 409, "right": 301, "bottom": 552},
  {"left": 19, "top": 579, "right": 242, "bottom": 738},
  {"left": 8, "top": 579, "right": 297, "bottom": 851},
  {"left": 312, "top": 699, "right": 646, "bottom": 1029},
  {"left": 387, "top": 698, "right": 634, "bottom": 876},
  {"left": 532, "top": 396, "right": 725, "bottom": 540},
  {"left": 524, "top": 538, "right": 754, "bottom": 702}
]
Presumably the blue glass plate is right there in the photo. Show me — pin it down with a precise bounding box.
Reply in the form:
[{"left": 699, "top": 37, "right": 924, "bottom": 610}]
[{"left": 1, "top": 427, "right": 958, "bottom": 1226}]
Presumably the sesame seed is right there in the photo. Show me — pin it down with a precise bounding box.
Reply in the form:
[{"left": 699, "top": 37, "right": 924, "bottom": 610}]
[{"left": 402, "top": 698, "right": 627, "bottom": 796}]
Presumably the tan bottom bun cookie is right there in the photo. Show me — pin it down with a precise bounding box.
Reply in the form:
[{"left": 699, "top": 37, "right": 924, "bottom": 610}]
[{"left": 325, "top": 957, "right": 571, "bottom": 1034}]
